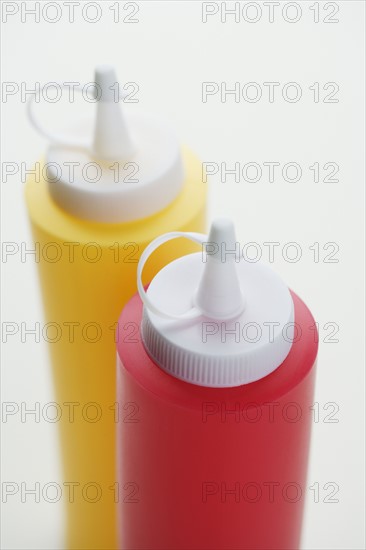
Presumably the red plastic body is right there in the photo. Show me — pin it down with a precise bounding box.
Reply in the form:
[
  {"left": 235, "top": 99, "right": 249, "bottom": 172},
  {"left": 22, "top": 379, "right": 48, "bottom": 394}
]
[{"left": 116, "top": 291, "right": 318, "bottom": 550}]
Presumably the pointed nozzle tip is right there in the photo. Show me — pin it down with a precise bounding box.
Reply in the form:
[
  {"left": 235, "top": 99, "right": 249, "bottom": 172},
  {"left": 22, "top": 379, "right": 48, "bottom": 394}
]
[
  {"left": 205, "top": 218, "right": 238, "bottom": 260},
  {"left": 195, "top": 217, "right": 245, "bottom": 320},
  {"left": 92, "top": 64, "right": 136, "bottom": 161},
  {"left": 94, "top": 64, "right": 118, "bottom": 102},
  {"left": 208, "top": 217, "right": 236, "bottom": 240}
]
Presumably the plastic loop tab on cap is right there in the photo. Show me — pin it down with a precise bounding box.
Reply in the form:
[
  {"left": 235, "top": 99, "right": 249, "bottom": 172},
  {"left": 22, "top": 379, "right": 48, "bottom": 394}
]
[
  {"left": 137, "top": 232, "right": 207, "bottom": 320},
  {"left": 26, "top": 81, "right": 131, "bottom": 156}
]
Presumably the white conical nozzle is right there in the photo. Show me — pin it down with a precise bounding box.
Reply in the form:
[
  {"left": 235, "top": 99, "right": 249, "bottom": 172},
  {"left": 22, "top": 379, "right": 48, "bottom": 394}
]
[
  {"left": 195, "top": 218, "right": 246, "bottom": 319},
  {"left": 92, "top": 65, "right": 135, "bottom": 161}
]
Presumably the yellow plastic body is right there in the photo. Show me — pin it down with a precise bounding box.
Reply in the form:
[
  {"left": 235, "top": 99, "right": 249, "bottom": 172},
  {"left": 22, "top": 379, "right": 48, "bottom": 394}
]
[{"left": 25, "top": 148, "right": 206, "bottom": 549}]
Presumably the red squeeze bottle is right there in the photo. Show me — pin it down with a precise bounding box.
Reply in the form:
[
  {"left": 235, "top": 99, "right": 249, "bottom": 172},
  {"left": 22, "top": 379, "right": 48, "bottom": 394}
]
[{"left": 116, "top": 218, "right": 318, "bottom": 550}]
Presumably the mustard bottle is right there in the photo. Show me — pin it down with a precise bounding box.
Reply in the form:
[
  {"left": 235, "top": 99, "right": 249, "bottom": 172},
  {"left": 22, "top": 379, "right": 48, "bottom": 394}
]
[{"left": 25, "top": 65, "right": 207, "bottom": 549}]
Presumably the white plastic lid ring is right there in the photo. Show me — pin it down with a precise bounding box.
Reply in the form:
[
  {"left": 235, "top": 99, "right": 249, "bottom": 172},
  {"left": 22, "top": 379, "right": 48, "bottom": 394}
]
[
  {"left": 138, "top": 219, "right": 295, "bottom": 388},
  {"left": 27, "top": 65, "right": 185, "bottom": 223}
]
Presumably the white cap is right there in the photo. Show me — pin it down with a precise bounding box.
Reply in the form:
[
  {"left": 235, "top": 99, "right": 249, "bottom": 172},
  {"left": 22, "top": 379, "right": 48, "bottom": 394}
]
[
  {"left": 27, "top": 65, "right": 184, "bottom": 223},
  {"left": 137, "top": 219, "right": 295, "bottom": 388}
]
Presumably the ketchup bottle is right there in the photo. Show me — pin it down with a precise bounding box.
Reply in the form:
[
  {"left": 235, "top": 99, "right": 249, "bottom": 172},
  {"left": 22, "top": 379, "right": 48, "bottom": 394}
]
[{"left": 117, "top": 218, "right": 318, "bottom": 550}]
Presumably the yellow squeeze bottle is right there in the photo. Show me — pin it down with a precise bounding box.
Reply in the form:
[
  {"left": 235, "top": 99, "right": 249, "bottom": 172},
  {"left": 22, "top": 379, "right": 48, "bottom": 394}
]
[{"left": 25, "top": 65, "right": 206, "bottom": 549}]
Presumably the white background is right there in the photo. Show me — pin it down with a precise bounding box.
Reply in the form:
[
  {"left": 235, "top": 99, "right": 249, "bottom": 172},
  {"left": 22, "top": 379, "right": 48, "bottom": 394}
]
[{"left": 1, "top": 1, "right": 365, "bottom": 549}]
